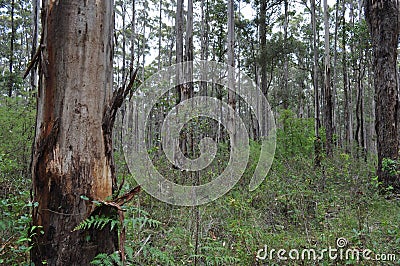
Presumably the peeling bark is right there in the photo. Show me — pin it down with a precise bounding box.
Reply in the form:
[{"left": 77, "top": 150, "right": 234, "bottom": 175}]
[{"left": 31, "top": 1, "right": 118, "bottom": 265}]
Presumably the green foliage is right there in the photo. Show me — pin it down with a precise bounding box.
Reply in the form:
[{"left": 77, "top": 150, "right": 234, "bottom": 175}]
[
  {"left": 0, "top": 95, "right": 35, "bottom": 196},
  {"left": 73, "top": 215, "right": 120, "bottom": 232},
  {"left": 382, "top": 158, "right": 400, "bottom": 177},
  {"left": 276, "top": 109, "right": 315, "bottom": 157},
  {"left": 0, "top": 190, "right": 36, "bottom": 265},
  {"left": 190, "top": 238, "right": 240, "bottom": 265},
  {"left": 91, "top": 252, "right": 122, "bottom": 266}
]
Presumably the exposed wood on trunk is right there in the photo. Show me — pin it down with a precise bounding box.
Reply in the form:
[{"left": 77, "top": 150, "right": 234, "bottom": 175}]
[{"left": 31, "top": 1, "right": 120, "bottom": 264}]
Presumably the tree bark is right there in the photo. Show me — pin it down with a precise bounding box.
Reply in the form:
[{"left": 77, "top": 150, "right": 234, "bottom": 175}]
[
  {"left": 8, "top": 0, "right": 15, "bottom": 97},
  {"left": 175, "top": 0, "right": 184, "bottom": 105},
  {"left": 324, "top": 0, "right": 333, "bottom": 156},
  {"left": 30, "top": 0, "right": 40, "bottom": 92},
  {"left": 282, "top": 0, "right": 289, "bottom": 109},
  {"left": 366, "top": 0, "right": 400, "bottom": 190},
  {"left": 311, "top": 0, "right": 321, "bottom": 166},
  {"left": 31, "top": 1, "right": 118, "bottom": 265},
  {"left": 342, "top": 0, "right": 352, "bottom": 153},
  {"left": 227, "top": 0, "right": 235, "bottom": 111}
]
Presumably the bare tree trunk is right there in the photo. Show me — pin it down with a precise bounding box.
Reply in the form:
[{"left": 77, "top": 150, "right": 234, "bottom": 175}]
[
  {"left": 282, "top": 0, "right": 289, "bottom": 109},
  {"left": 366, "top": 0, "right": 400, "bottom": 191},
  {"left": 227, "top": 0, "right": 235, "bottom": 111},
  {"left": 176, "top": 0, "right": 184, "bottom": 105},
  {"left": 311, "top": 0, "right": 321, "bottom": 166},
  {"left": 31, "top": 1, "right": 118, "bottom": 264},
  {"left": 342, "top": 0, "right": 352, "bottom": 153},
  {"left": 8, "top": 0, "right": 15, "bottom": 97},
  {"left": 122, "top": 1, "right": 127, "bottom": 81},
  {"left": 259, "top": 0, "right": 267, "bottom": 98},
  {"left": 324, "top": 0, "right": 333, "bottom": 156},
  {"left": 158, "top": 0, "right": 162, "bottom": 71},
  {"left": 332, "top": 0, "right": 339, "bottom": 147},
  {"left": 30, "top": 0, "right": 40, "bottom": 92}
]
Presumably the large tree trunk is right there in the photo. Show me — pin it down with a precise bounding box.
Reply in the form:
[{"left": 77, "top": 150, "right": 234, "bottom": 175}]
[
  {"left": 31, "top": 1, "right": 118, "bottom": 265},
  {"left": 366, "top": 0, "right": 400, "bottom": 191}
]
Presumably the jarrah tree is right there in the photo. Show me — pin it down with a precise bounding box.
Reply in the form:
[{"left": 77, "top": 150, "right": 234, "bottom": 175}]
[
  {"left": 31, "top": 0, "right": 121, "bottom": 264},
  {"left": 365, "top": 0, "right": 400, "bottom": 191}
]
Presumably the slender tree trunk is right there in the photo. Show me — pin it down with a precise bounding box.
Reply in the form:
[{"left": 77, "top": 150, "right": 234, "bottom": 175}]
[
  {"left": 342, "top": 0, "right": 352, "bottom": 153},
  {"left": 312, "top": 0, "right": 321, "bottom": 166},
  {"left": 259, "top": 0, "right": 267, "bottom": 97},
  {"left": 175, "top": 0, "right": 183, "bottom": 105},
  {"left": 259, "top": 0, "right": 267, "bottom": 137},
  {"left": 122, "top": 1, "right": 127, "bottom": 81},
  {"left": 312, "top": 0, "right": 319, "bottom": 136},
  {"left": 31, "top": 1, "right": 118, "bottom": 264},
  {"left": 282, "top": 0, "right": 289, "bottom": 109},
  {"left": 130, "top": 0, "right": 135, "bottom": 70},
  {"left": 324, "top": 0, "right": 333, "bottom": 156},
  {"left": 30, "top": 0, "right": 40, "bottom": 92},
  {"left": 366, "top": 0, "right": 400, "bottom": 191},
  {"left": 8, "top": 0, "right": 15, "bottom": 97},
  {"left": 227, "top": 0, "right": 235, "bottom": 111},
  {"left": 332, "top": 0, "right": 339, "bottom": 147},
  {"left": 158, "top": 0, "right": 162, "bottom": 71}
]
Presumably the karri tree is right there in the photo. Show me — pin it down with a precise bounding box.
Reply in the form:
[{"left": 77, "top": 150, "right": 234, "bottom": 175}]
[
  {"left": 29, "top": 0, "right": 132, "bottom": 264},
  {"left": 366, "top": 0, "right": 400, "bottom": 191}
]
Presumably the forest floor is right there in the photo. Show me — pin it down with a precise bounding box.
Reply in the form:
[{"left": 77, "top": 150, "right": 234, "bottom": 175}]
[{"left": 1, "top": 106, "right": 399, "bottom": 265}]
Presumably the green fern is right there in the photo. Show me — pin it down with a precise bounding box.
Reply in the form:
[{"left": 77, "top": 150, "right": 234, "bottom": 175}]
[
  {"left": 91, "top": 252, "right": 122, "bottom": 266},
  {"left": 73, "top": 215, "right": 119, "bottom": 232},
  {"left": 128, "top": 216, "right": 161, "bottom": 230}
]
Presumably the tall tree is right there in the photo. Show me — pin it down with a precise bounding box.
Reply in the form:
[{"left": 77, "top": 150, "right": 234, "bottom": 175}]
[
  {"left": 282, "top": 0, "right": 289, "bottom": 109},
  {"left": 227, "top": 0, "right": 236, "bottom": 110},
  {"left": 323, "top": 0, "right": 333, "bottom": 156},
  {"left": 31, "top": 1, "right": 118, "bottom": 264},
  {"left": 342, "top": 0, "right": 352, "bottom": 152},
  {"left": 175, "top": 0, "right": 184, "bottom": 105},
  {"left": 30, "top": 0, "right": 40, "bottom": 92},
  {"left": 365, "top": 0, "right": 400, "bottom": 190},
  {"left": 8, "top": 0, "right": 15, "bottom": 97},
  {"left": 311, "top": 0, "right": 321, "bottom": 166}
]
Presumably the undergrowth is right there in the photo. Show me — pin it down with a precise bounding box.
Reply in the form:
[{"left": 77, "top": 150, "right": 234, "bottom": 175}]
[{"left": 1, "top": 110, "right": 399, "bottom": 265}]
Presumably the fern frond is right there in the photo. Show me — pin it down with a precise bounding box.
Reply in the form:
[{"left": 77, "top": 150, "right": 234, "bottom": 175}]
[{"left": 73, "top": 215, "right": 118, "bottom": 232}]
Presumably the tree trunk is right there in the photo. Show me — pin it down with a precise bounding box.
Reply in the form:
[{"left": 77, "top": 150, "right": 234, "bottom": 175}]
[
  {"left": 342, "top": 0, "right": 352, "bottom": 153},
  {"left": 282, "top": 0, "right": 289, "bottom": 109},
  {"left": 175, "top": 0, "right": 184, "bottom": 105},
  {"left": 227, "top": 0, "right": 235, "bottom": 111},
  {"left": 311, "top": 0, "right": 321, "bottom": 166},
  {"left": 8, "top": 0, "right": 15, "bottom": 97},
  {"left": 366, "top": 0, "right": 400, "bottom": 191},
  {"left": 332, "top": 0, "right": 339, "bottom": 147},
  {"left": 323, "top": 0, "right": 333, "bottom": 156},
  {"left": 158, "top": 0, "right": 162, "bottom": 71},
  {"left": 30, "top": 0, "right": 40, "bottom": 92},
  {"left": 31, "top": 1, "right": 118, "bottom": 265}
]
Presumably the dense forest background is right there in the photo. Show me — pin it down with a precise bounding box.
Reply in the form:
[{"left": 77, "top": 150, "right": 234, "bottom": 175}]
[{"left": 0, "top": 0, "right": 399, "bottom": 265}]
